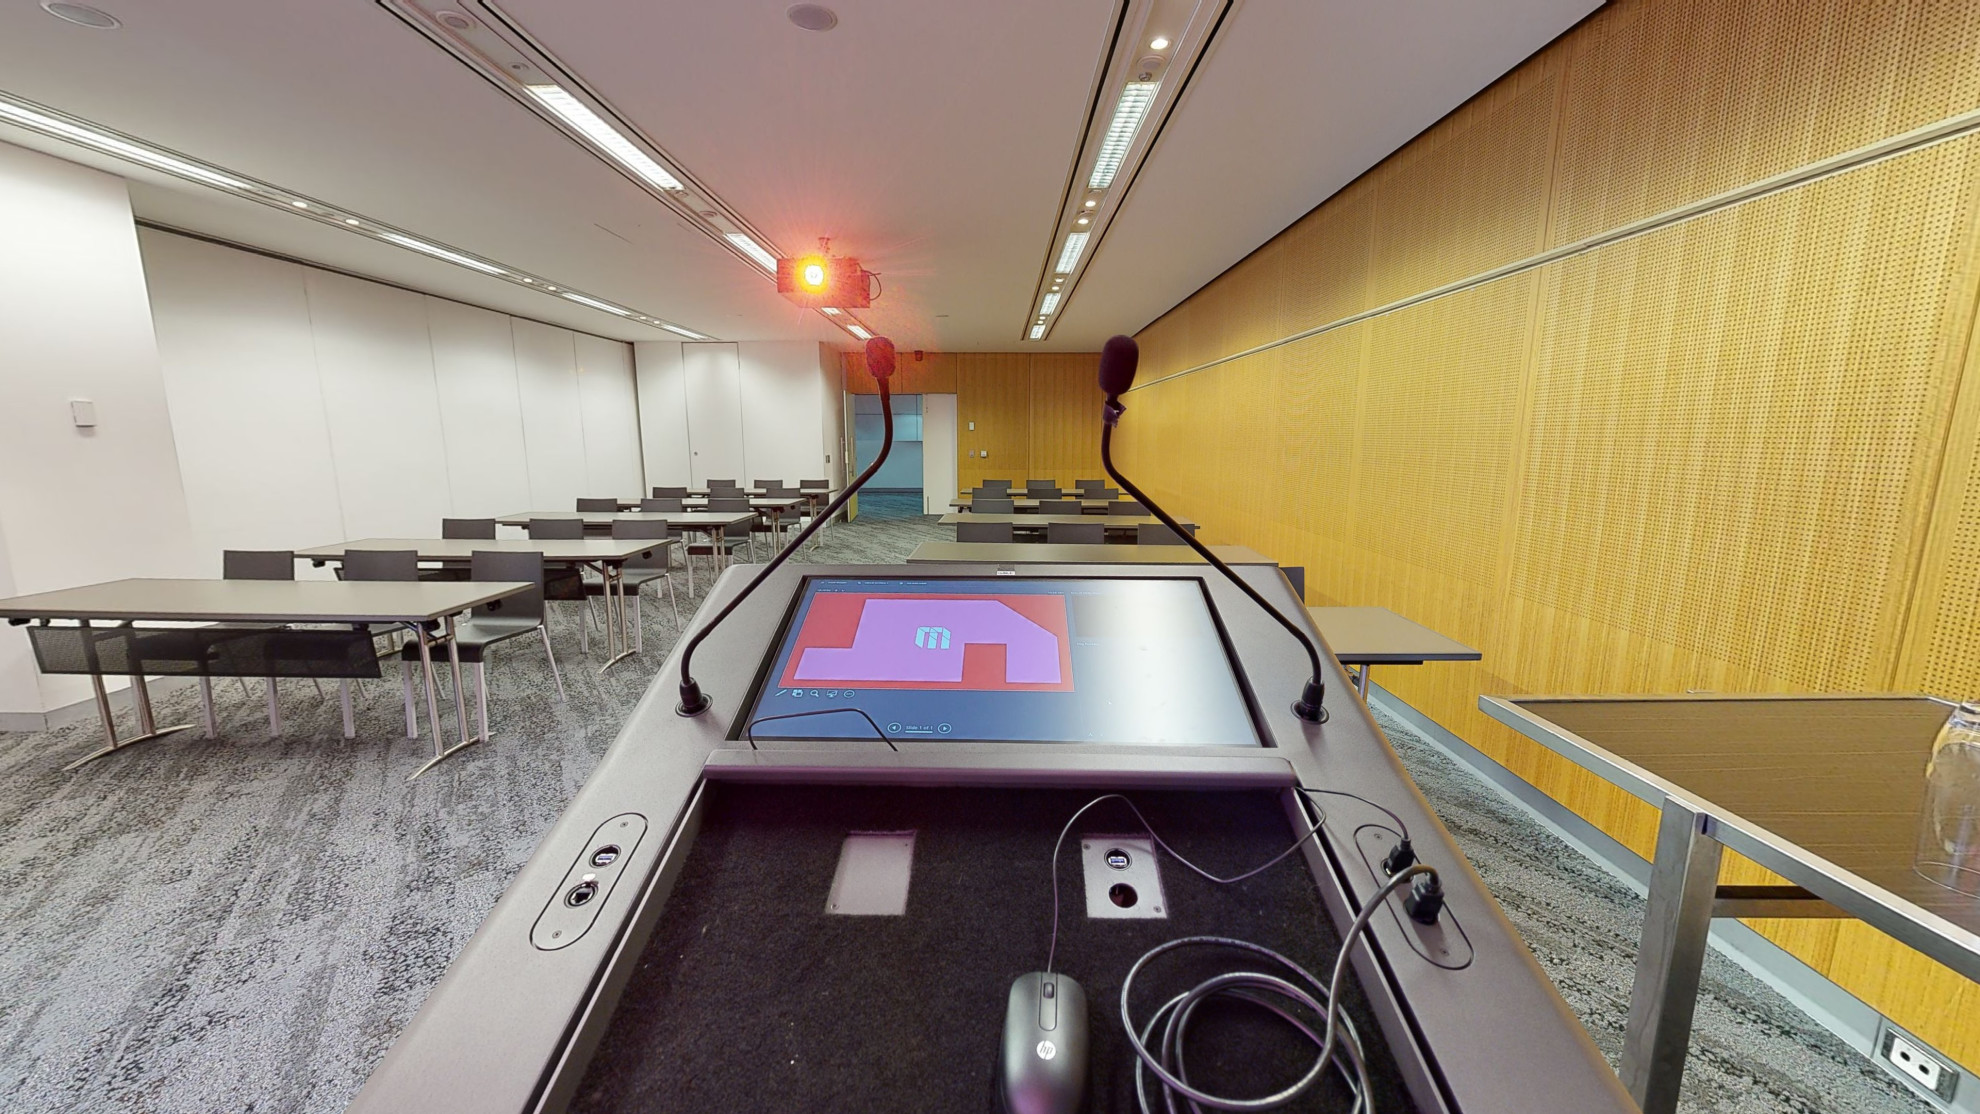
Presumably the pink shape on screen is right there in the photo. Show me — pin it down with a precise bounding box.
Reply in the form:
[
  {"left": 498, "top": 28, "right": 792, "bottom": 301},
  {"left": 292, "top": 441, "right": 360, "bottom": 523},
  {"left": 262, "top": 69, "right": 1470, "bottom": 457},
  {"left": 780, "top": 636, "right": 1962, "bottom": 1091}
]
[{"left": 793, "top": 598, "right": 1061, "bottom": 685}]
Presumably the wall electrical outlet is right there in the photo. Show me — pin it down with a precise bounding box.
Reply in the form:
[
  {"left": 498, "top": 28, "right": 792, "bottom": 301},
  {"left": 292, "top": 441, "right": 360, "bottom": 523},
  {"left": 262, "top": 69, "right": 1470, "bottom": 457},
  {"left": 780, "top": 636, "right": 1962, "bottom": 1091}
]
[{"left": 1879, "top": 1021, "right": 1958, "bottom": 1104}]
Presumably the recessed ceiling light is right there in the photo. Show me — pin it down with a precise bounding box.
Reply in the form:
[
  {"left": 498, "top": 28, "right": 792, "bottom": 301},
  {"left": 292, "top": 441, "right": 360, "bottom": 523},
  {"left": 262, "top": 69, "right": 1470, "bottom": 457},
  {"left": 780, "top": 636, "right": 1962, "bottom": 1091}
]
[
  {"left": 0, "top": 99, "right": 250, "bottom": 189},
  {"left": 820, "top": 307, "right": 841, "bottom": 315},
  {"left": 379, "top": 232, "right": 506, "bottom": 276},
  {"left": 42, "top": 2, "right": 119, "bottom": 29},
  {"left": 562, "top": 291, "right": 631, "bottom": 316},
  {"left": 1076, "top": 217, "right": 1089, "bottom": 226},
  {"left": 846, "top": 324, "right": 873, "bottom": 341},
  {"left": 1054, "top": 232, "right": 1089, "bottom": 274},
  {"left": 787, "top": 4, "right": 838, "bottom": 31},
  {"left": 1089, "top": 82, "right": 1158, "bottom": 190},
  {"left": 343, "top": 217, "right": 360, "bottom": 225},
  {"left": 662, "top": 323, "right": 709, "bottom": 340},
  {"left": 725, "top": 232, "right": 779, "bottom": 271},
  {"left": 524, "top": 84, "right": 684, "bottom": 192},
  {"left": 1084, "top": 199, "right": 1097, "bottom": 208},
  {"left": 1029, "top": 325, "right": 1046, "bottom": 340},
  {"left": 291, "top": 200, "right": 309, "bottom": 209},
  {"left": 1150, "top": 37, "right": 1170, "bottom": 50}
]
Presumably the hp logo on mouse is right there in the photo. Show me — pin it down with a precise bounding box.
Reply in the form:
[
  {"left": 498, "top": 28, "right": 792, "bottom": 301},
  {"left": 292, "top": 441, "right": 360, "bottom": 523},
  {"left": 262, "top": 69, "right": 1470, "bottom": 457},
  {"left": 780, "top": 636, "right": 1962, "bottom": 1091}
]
[
  {"left": 1035, "top": 1040, "right": 1056, "bottom": 1060},
  {"left": 914, "top": 625, "right": 951, "bottom": 650}
]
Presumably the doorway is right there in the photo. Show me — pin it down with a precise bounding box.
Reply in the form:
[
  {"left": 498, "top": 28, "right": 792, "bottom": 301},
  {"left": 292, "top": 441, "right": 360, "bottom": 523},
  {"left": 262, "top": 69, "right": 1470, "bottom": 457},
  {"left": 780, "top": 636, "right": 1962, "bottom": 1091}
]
[{"left": 852, "top": 393, "right": 923, "bottom": 520}]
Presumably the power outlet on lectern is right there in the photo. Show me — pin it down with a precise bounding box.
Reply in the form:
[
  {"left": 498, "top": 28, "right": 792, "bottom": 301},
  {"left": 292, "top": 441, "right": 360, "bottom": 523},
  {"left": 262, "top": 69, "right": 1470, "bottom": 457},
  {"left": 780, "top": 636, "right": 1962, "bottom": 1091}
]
[
  {"left": 1351, "top": 825, "right": 1473, "bottom": 970},
  {"left": 530, "top": 813, "right": 648, "bottom": 951}
]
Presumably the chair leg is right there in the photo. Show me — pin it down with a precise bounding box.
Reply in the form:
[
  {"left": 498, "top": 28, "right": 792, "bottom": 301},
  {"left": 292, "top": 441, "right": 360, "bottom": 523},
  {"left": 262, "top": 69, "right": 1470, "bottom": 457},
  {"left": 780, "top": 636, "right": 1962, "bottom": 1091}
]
[
  {"left": 237, "top": 676, "right": 253, "bottom": 700},
  {"left": 401, "top": 660, "right": 418, "bottom": 739},
  {"left": 633, "top": 588, "right": 643, "bottom": 654},
  {"left": 311, "top": 677, "right": 325, "bottom": 700},
  {"left": 265, "top": 678, "right": 281, "bottom": 737},
  {"left": 340, "top": 680, "right": 355, "bottom": 739},
  {"left": 666, "top": 570, "right": 681, "bottom": 627},
  {"left": 199, "top": 677, "right": 217, "bottom": 739},
  {"left": 539, "top": 625, "right": 567, "bottom": 701},
  {"left": 475, "top": 661, "right": 489, "bottom": 743},
  {"left": 579, "top": 603, "right": 589, "bottom": 654}
]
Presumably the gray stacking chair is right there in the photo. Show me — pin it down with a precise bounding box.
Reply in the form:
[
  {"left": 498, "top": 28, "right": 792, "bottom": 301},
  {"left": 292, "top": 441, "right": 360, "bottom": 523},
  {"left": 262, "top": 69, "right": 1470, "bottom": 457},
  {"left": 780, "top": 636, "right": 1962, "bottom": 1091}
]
[
  {"left": 220, "top": 550, "right": 306, "bottom": 734},
  {"left": 576, "top": 497, "right": 620, "bottom": 512},
  {"left": 1281, "top": 566, "right": 1306, "bottom": 600},
  {"left": 800, "top": 479, "right": 829, "bottom": 489},
  {"left": 527, "top": 518, "right": 585, "bottom": 540},
  {"left": 640, "top": 499, "right": 687, "bottom": 564},
  {"left": 705, "top": 497, "right": 757, "bottom": 561},
  {"left": 339, "top": 549, "right": 426, "bottom": 736},
  {"left": 1108, "top": 500, "right": 1148, "bottom": 516},
  {"left": 651, "top": 485, "right": 689, "bottom": 499},
  {"left": 1076, "top": 479, "right": 1112, "bottom": 495},
  {"left": 980, "top": 479, "right": 1013, "bottom": 494},
  {"left": 604, "top": 519, "right": 682, "bottom": 649},
  {"left": 1137, "top": 523, "right": 1195, "bottom": 545},
  {"left": 442, "top": 518, "right": 497, "bottom": 539},
  {"left": 973, "top": 496, "right": 1015, "bottom": 514},
  {"left": 1048, "top": 521, "right": 1103, "bottom": 545},
  {"left": 527, "top": 518, "right": 597, "bottom": 650},
  {"left": 1039, "top": 499, "right": 1082, "bottom": 515},
  {"left": 1026, "top": 479, "right": 1060, "bottom": 496},
  {"left": 704, "top": 478, "right": 738, "bottom": 490},
  {"left": 957, "top": 521, "right": 1014, "bottom": 543},
  {"left": 399, "top": 549, "right": 563, "bottom": 744}
]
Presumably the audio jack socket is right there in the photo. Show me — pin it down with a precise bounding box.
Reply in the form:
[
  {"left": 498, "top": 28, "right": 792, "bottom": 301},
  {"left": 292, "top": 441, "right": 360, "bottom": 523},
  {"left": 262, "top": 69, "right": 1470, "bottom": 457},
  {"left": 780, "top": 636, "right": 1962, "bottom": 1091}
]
[{"left": 1404, "top": 871, "right": 1445, "bottom": 925}]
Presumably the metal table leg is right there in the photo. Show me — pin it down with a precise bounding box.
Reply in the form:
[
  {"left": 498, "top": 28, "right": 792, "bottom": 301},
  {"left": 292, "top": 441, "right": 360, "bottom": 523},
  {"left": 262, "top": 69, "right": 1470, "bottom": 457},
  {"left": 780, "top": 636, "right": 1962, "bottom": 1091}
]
[
  {"left": 410, "top": 614, "right": 480, "bottom": 778},
  {"left": 408, "top": 622, "right": 446, "bottom": 753},
  {"left": 601, "top": 562, "right": 636, "bottom": 672},
  {"left": 1355, "top": 665, "right": 1371, "bottom": 697},
  {"left": 62, "top": 623, "right": 195, "bottom": 771},
  {"left": 1621, "top": 797, "right": 1722, "bottom": 1114},
  {"left": 339, "top": 680, "right": 355, "bottom": 739}
]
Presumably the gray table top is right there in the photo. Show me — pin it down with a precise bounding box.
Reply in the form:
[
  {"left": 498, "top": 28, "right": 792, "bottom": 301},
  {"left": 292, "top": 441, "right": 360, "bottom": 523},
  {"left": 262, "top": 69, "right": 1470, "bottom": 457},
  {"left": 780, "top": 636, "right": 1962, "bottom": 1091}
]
[
  {"left": 0, "top": 577, "right": 526, "bottom": 624},
  {"left": 951, "top": 497, "right": 1115, "bottom": 510},
  {"left": 603, "top": 497, "right": 802, "bottom": 511},
  {"left": 1483, "top": 693, "right": 1980, "bottom": 977},
  {"left": 496, "top": 510, "right": 756, "bottom": 528},
  {"left": 295, "top": 537, "right": 674, "bottom": 563},
  {"left": 1307, "top": 606, "right": 1481, "bottom": 664},
  {"left": 907, "top": 541, "right": 1275, "bottom": 565},
  {"left": 935, "top": 513, "right": 1185, "bottom": 528}
]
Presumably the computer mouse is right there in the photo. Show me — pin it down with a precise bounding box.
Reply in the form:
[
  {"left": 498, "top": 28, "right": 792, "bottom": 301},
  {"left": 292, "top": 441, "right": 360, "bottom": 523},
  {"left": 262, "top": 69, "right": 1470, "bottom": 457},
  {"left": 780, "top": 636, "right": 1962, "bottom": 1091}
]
[{"left": 1000, "top": 971, "right": 1088, "bottom": 1114}]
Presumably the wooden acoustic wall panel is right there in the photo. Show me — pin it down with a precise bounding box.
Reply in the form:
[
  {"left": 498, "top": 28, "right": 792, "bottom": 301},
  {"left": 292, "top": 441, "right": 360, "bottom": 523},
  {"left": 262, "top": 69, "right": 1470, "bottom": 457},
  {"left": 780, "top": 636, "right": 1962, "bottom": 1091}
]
[
  {"left": 956, "top": 353, "right": 1034, "bottom": 490},
  {"left": 1025, "top": 353, "right": 1106, "bottom": 486},
  {"left": 1550, "top": 0, "right": 1980, "bottom": 246},
  {"left": 1516, "top": 139, "right": 1980, "bottom": 693},
  {"left": 843, "top": 349, "right": 959, "bottom": 395},
  {"left": 1364, "top": 58, "right": 1560, "bottom": 307}
]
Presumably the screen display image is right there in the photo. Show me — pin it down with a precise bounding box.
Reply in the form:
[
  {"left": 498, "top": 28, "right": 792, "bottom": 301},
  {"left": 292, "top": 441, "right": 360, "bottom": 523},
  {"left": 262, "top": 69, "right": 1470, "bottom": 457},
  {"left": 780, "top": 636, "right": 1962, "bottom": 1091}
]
[{"left": 743, "top": 577, "right": 1260, "bottom": 746}]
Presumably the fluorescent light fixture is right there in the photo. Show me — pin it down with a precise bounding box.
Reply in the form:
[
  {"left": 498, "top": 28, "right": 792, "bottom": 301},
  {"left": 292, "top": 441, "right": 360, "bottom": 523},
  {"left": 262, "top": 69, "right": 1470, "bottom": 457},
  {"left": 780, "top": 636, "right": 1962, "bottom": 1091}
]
[
  {"left": 378, "top": 232, "right": 507, "bottom": 275},
  {"left": 820, "top": 307, "right": 842, "bottom": 315},
  {"left": 725, "top": 232, "right": 778, "bottom": 271},
  {"left": 561, "top": 291, "right": 630, "bottom": 315},
  {"left": 524, "top": 84, "right": 684, "bottom": 192},
  {"left": 0, "top": 99, "right": 251, "bottom": 190},
  {"left": 1088, "top": 82, "right": 1158, "bottom": 190},
  {"left": 1029, "top": 325, "right": 1046, "bottom": 339},
  {"left": 847, "top": 324, "right": 873, "bottom": 340},
  {"left": 1039, "top": 292, "right": 1062, "bottom": 315},
  {"left": 661, "top": 323, "right": 708, "bottom": 340},
  {"left": 1054, "top": 232, "right": 1089, "bottom": 274}
]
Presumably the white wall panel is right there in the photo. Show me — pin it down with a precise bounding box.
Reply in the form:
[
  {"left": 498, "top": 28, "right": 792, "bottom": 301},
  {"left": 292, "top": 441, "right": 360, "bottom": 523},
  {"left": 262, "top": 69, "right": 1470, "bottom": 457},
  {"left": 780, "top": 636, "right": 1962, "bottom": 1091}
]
[
  {"left": 305, "top": 270, "right": 452, "bottom": 537},
  {"left": 922, "top": 393, "right": 958, "bottom": 515},
  {"left": 682, "top": 342, "right": 745, "bottom": 486},
  {"left": 512, "top": 320, "right": 589, "bottom": 508},
  {"left": 141, "top": 231, "right": 344, "bottom": 562},
  {"left": 737, "top": 341, "right": 828, "bottom": 484},
  {"left": 634, "top": 340, "right": 690, "bottom": 489},
  {"left": 0, "top": 144, "right": 198, "bottom": 714},
  {"left": 425, "top": 298, "right": 531, "bottom": 518},
  {"left": 819, "top": 343, "right": 846, "bottom": 486},
  {"left": 575, "top": 332, "right": 642, "bottom": 495}
]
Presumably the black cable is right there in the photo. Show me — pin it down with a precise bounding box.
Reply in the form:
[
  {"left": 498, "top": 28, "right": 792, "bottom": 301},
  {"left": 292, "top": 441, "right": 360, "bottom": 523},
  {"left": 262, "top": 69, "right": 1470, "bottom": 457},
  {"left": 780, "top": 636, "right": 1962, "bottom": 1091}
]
[
  {"left": 743, "top": 707, "right": 895, "bottom": 751},
  {"left": 1300, "top": 787, "right": 1410, "bottom": 843}
]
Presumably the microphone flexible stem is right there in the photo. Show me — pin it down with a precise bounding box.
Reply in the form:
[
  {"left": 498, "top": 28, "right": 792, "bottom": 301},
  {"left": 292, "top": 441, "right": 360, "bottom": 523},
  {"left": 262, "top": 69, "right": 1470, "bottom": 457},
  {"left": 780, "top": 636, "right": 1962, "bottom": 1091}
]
[
  {"left": 1100, "top": 419, "right": 1328, "bottom": 714},
  {"left": 677, "top": 378, "right": 894, "bottom": 714}
]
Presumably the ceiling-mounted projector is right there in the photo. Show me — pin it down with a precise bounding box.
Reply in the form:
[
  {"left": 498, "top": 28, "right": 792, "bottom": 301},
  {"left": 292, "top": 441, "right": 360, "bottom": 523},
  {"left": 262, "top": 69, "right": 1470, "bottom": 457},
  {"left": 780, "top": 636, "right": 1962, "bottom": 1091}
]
[{"left": 777, "top": 246, "right": 873, "bottom": 309}]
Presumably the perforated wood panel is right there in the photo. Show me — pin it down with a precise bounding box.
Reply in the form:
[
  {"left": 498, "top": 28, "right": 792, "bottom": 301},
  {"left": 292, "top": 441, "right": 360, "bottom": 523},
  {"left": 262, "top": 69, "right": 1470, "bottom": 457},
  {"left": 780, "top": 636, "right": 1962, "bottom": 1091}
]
[{"left": 1095, "top": 0, "right": 1980, "bottom": 1069}]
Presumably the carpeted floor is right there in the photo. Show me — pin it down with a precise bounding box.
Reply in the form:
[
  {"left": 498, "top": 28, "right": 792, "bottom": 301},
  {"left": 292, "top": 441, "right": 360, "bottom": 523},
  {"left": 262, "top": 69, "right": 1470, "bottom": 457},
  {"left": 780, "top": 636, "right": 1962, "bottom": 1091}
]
[{"left": 0, "top": 511, "right": 1925, "bottom": 1113}]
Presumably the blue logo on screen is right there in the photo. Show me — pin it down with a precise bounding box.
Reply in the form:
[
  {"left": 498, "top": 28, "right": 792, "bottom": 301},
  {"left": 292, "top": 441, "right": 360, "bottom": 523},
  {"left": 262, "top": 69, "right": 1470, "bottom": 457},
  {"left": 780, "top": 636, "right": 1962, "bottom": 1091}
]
[{"left": 914, "top": 626, "right": 952, "bottom": 650}]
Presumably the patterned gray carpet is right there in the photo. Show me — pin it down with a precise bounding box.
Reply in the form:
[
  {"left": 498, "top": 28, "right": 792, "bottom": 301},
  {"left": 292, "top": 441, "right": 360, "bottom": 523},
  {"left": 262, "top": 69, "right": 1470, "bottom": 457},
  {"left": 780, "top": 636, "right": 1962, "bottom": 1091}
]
[{"left": 0, "top": 510, "right": 1921, "bottom": 1113}]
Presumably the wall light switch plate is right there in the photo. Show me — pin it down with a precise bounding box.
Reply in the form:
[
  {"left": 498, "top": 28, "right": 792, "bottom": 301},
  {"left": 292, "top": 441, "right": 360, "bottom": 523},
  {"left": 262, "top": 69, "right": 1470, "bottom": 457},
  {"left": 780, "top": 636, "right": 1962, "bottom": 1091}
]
[
  {"left": 968, "top": 421, "right": 975, "bottom": 430},
  {"left": 69, "top": 399, "right": 97, "bottom": 428}
]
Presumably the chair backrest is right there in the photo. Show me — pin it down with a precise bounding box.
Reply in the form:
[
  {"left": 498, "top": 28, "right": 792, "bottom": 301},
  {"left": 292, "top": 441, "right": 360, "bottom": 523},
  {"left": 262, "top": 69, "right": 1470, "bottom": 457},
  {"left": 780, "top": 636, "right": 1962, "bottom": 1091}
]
[
  {"left": 1076, "top": 478, "right": 1111, "bottom": 492},
  {"left": 1280, "top": 565, "right": 1306, "bottom": 600},
  {"left": 1108, "top": 500, "right": 1148, "bottom": 516},
  {"left": 576, "top": 497, "right": 619, "bottom": 512},
  {"left": 643, "top": 497, "right": 685, "bottom": 513},
  {"left": 223, "top": 550, "right": 294, "bottom": 581},
  {"left": 979, "top": 479, "right": 1012, "bottom": 493},
  {"left": 469, "top": 550, "right": 545, "bottom": 623},
  {"left": 1039, "top": 499, "right": 1083, "bottom": 515},
  {"left": 611, "top": 519, "right": 674, "bottom": 571},
  {"left": 1138, "top": 523, "right": 1195, "bottom": 545},
  {"left": 652, "top": 485, "right": 689, "bottom": 499},
  {"left": 344, "top": 549, "right": 420, "bottom": 581},
  {"left": 800, "top": 478, "right": 829, "bottom": 489},
  {"left": 1026, "top": 479, "right": 1059, "bottom": 494},
  {"left": 956, "top": 521, "right": 1014, "bottom": 543},
  {"left": 442, "top": 518, "right": 497, "bottom": 539},
  {"left": 1047, "top": 521, "right": 1103, "bottom": 545},
  {"left": 527, "top": 518, "right": 586, "bottom": 540},
  {"left": 751, "top": 479, "right": 782, "bottom": 491},
  {"left": 704, "top": 478, "right": 737, "bottom": 488},
  {"left": 709, "top": 497, "right": 751, "bottom": 512},
  {"left": 973, "top": 497, "right": 1015, "bottom": 514}
]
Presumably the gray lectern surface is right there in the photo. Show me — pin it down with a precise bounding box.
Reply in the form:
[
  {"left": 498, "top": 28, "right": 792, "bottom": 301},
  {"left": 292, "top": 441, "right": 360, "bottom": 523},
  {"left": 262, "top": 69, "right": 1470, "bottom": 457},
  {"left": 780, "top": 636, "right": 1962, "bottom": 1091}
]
[{"left": 347, "top": 562, "right": 1635, "bottom": 1114}]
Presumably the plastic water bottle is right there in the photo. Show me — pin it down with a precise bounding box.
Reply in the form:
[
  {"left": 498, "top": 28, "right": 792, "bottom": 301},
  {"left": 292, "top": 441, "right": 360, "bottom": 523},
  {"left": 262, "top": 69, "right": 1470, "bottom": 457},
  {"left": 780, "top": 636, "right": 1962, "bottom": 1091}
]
[{"left": 1915, "top": 701, "right": 1980, "bottom": 897}]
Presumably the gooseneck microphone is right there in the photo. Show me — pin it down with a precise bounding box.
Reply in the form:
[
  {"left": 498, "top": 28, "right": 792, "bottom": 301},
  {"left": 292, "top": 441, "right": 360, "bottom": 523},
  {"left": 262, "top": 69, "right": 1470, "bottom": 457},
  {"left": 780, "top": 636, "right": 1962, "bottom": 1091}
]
[
  {"left": 1097, "top": 334, "right": 1328, "bottom": 723},
  {"left": 676, "top": 335, "right": 899, "bottom": 716}
]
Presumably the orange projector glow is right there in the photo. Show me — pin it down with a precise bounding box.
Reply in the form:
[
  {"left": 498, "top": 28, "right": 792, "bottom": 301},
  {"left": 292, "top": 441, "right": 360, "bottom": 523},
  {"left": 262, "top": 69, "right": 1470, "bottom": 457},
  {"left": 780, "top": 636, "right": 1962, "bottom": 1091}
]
[{"left": 777, "top": 255, "right": 870, "bottom": 308}]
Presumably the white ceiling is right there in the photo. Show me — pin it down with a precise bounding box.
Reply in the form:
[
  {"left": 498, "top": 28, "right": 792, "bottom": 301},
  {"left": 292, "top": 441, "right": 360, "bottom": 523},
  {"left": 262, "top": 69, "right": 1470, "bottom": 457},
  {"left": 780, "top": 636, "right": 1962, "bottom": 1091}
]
[{"left": 0, "top": 0, "right": 1597, "bottom": 350}]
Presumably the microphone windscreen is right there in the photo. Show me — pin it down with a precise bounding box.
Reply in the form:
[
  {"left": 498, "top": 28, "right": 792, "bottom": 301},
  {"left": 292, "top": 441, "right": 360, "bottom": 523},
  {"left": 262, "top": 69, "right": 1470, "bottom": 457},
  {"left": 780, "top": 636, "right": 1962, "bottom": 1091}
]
[
  {"left": 1098, "top": 334, "right": 1139, "bottom": 397},
  {"left": 865, "top": 336, "right": 897, "bottom": 379}
]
